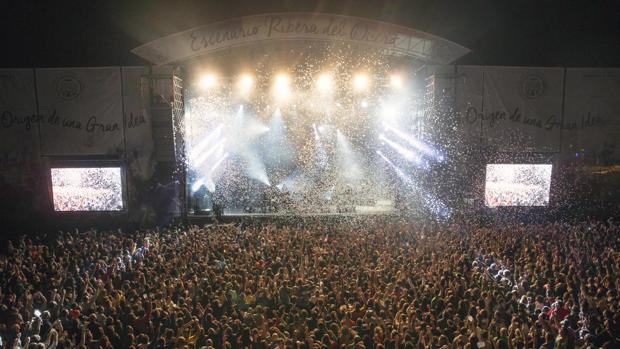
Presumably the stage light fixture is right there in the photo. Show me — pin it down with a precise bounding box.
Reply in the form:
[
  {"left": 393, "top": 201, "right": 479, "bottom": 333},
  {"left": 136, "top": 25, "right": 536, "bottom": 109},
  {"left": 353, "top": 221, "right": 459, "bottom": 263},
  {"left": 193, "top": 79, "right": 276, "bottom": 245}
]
[
  {"left": 238, "top": 74, "right": 254, "bottom": 91},
  {"left": 390, "top": 74, "right": 404, "bottom": 88},
  {"left": 381, "top": 105, "right": 397, "bottom": 120},
  {"left": 316, "top": 73, "right": 333, "bottom": 92},
  {"left": 200, "top": 74, "right": 217, "bottom": 89},
  {"left": 273, "top": 73, "right": 292, "bottom": 101},
  {"left": 353, "top": 73, "right": 370, "bottom": 91}
]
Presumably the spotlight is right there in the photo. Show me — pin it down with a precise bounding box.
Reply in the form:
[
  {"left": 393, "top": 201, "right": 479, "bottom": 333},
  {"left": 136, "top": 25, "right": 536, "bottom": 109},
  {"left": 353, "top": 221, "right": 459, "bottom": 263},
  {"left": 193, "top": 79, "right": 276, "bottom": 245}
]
[
  {"left": 353, "top": 73, "right": 370, "bottom": 91},
  {"left": 316, "top": 73, "right": 333, "bottom": 92},
  {"left": 237, "top": 74, "right": 254, "bottom": 92},
  {"left": 199, "top": 74, "right": 217, "bottom": 89},
  {"left": 188, "top": 124, "right": 223, "bottom": 161},
  {"left": 275, "top": 73, "right": 289, "bottom": 85},
  {"left": 209, "top": 152, "right": 228, "bottom": 175},
  {"left": 360, "top": 100, "right": 369, "bottom": 108},
  {"left": 390, "top": 74, "right": 404, "bottom": 89},
  {"left": 384, "top": 122, "right": 444, "bottom": 161},
  {"left": 381, "top": 105, "right": 397, "bottom": 120},
  {"left": 273, "top": 73, "right": 291, "bottom": 101},
  {"left": 379, "top": 134, "right": 420, "bottom": 163},
  {"left": 193, "top": 138, "right": 227, "bottom": 167},
  {"left": 191, "top": 179, "right": 205, "bottom": 193}
]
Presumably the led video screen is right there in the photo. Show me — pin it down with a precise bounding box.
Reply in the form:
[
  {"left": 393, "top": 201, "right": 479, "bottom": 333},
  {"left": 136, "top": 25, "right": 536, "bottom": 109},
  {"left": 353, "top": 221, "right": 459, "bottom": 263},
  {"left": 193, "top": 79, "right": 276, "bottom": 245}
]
[
  {"left": 485, "top": 164, "right": 552, "bottom": 207},
  {"left": 50, "top": 167, "right": 124, "bottom": 211}
]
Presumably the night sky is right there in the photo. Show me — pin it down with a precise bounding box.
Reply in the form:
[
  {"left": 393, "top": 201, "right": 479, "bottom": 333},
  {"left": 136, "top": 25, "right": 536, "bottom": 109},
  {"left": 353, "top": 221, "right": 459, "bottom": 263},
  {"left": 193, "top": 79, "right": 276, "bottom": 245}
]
[{"left": 1, "top": 0, "right": 619, "bottom": 68}]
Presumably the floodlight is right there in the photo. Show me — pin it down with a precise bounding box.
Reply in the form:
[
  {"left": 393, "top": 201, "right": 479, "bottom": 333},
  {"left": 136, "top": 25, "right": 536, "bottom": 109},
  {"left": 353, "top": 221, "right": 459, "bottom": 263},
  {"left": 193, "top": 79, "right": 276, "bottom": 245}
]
[
  {"left": 353, "top": 73, "right": 370, "bottom": 91},
  {"left": 238, "top": 74, "right": 254, "bottom": 92},
  {"left": 273, "top": 73, "right": 291, "bottom": 101},
  {"left": 390, "top": 74, "right": 404, "bottom": 88},
  {"left": 316, "top": 73, "right": 333, "bottom": 92},
  {"left": 199, "top": 74, "right": 217, "bottom": 89}
]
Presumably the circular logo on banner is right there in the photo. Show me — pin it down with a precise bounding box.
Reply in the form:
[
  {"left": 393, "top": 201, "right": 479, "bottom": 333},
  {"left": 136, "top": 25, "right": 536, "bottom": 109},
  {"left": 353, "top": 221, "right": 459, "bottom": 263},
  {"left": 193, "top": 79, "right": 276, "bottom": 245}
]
[
  {"left": 56, "top": 76, "right": 81, "bottom": 100},
  {"left": 521, "top": 74, "right": 545, "bottom": 99}
]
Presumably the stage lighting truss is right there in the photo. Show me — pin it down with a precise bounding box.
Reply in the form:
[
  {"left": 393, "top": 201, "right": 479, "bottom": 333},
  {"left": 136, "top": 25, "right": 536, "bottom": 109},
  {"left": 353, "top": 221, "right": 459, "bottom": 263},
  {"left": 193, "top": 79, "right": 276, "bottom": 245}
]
[{"left": 195, "top": 70, "right": 408, "bottom": 95}]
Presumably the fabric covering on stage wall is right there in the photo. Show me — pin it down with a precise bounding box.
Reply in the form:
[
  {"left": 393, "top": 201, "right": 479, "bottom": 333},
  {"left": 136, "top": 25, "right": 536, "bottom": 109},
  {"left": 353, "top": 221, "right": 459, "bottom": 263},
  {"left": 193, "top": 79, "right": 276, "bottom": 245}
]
[
  {"left": 0, "top": 69, "right": 47, "bottom": 219},
  {"left": 0, "top": 69, "right": 42, "bottom": 187},
  {"left": 455, "top": 66, "right": 484, "bottom": 144},
  {"left": 481, "top": 67, "right": 564, "bottom": 153},
  {"left": 562, "top": 68, "right": 620, "bottom": 164},
  {"left": 36, "top": 67, "right": 124, "bottom": 156},
  {"left": 453, "top": 66, "right": 620, "bottom": 161},
  {"left": 0, "top": 69, "right": 40, "bottom": 165}
]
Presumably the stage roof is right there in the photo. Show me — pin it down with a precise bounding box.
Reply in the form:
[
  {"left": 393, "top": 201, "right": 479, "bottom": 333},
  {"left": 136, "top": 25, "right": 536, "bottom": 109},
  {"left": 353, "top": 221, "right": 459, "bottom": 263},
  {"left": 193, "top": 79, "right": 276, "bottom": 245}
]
[{"left": 132, "top": 13, "right": 470, "bottom": 66}]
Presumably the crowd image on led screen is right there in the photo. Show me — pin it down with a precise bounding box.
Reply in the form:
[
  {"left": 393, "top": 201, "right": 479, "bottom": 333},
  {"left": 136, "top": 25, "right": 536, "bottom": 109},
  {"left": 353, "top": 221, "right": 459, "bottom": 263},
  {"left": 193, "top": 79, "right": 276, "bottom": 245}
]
[
  {"left": 51, "top": 168, "right": 124, "bottom": 212},
  {"left": 1, "top": 217, "right": 619, "bottom": 349},
  {"left": 485, "top": 165, "right": 553, "bottom": 208}
]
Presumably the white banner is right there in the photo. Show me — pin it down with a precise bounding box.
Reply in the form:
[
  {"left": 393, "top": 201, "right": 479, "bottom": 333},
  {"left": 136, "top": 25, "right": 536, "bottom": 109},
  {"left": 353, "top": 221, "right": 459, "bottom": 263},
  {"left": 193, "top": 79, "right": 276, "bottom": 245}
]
[
  {"left": 36, "top": 67, "right": 123, "bottom": 155},
  {"left": 562, "top": 68, "right": 620, "bottom": 163},
  {"left": 132, "top": 13, "right": 470, "bottom": 65},
  {"left": 479, "top": 67, "right": 564, "bottom": 152},
  {"left": 456, "top": 65, "right": 484, "bottom": 141},
  {"left": 0, "top": 69, "right": 40, "bottom": 183}
]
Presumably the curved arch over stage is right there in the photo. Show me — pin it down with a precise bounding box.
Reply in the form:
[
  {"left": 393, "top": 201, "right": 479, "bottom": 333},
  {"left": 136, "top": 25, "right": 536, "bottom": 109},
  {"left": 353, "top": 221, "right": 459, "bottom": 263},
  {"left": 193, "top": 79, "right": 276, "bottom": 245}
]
[{"left": 132, "top": 13, "right": 470, "bottom": 65}]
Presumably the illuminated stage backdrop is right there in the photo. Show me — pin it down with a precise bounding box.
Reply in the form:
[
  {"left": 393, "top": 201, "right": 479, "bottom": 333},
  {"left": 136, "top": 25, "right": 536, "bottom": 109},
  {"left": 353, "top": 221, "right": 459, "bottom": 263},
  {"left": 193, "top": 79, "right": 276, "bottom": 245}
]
[{"left": 183, "top": 50, "right": 431, "bottom": 215}]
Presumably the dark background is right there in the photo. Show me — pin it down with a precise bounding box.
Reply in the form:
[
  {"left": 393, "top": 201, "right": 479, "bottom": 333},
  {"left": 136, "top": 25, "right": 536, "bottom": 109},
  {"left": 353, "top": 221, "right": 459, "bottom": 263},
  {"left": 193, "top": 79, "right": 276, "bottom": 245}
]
[{"left": 1, "top": 0, "right": 619, "bottom": 68}]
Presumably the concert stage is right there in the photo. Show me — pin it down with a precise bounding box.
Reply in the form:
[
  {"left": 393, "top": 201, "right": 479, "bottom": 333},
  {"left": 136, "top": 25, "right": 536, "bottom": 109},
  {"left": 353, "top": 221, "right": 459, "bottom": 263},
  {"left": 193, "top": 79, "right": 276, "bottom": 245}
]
[{"left": 191, "top": 200, "right": 397, "bottom": 218}]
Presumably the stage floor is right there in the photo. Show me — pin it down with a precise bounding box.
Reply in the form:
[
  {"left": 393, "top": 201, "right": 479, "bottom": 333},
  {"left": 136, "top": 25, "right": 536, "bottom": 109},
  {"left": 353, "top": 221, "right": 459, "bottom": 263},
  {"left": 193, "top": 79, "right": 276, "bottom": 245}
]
[{"left": 190, "top": 201, "right": 398, "bottom": 218}]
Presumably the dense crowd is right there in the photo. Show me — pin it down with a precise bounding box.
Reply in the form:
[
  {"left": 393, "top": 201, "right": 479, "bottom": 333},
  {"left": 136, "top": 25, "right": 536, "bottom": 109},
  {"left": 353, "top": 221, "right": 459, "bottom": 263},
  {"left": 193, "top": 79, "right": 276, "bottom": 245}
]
[{"left": 0, "top": 218, "right": 618, "bottom": 349}]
